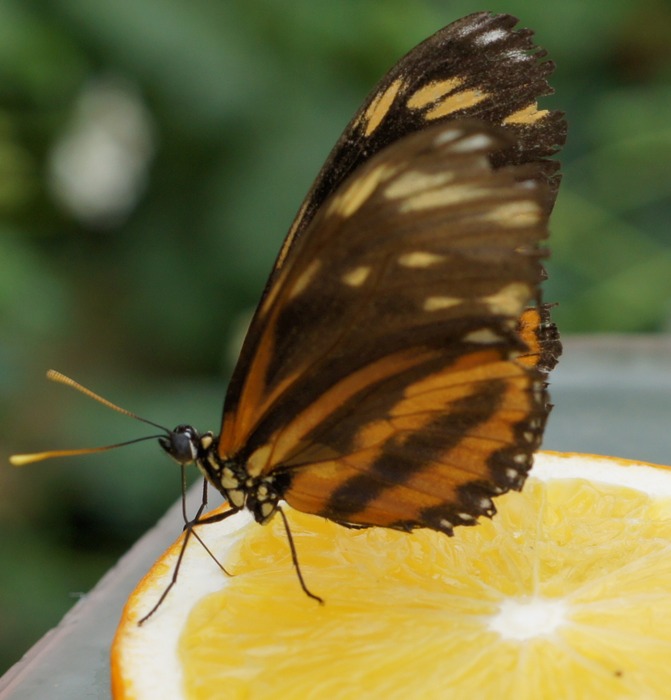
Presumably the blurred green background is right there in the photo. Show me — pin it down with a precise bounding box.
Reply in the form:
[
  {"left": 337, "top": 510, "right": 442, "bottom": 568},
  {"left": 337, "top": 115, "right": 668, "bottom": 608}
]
[{"left": 1, "top": 0, "right": 670, "bottom": 676}]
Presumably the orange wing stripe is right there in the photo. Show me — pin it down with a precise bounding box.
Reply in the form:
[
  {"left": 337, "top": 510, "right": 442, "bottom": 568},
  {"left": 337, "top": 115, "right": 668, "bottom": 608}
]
[{"left": 280, "top": 367, "right": 543, "bottom": 528}]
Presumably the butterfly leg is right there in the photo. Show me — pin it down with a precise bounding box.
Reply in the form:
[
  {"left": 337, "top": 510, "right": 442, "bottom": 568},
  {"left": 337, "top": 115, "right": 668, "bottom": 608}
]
[
  {"left": 277, "top": 506, "right": 324, "bottom": 605},
  {"left": 139, "top": 472, "right": 240, "bottom": 625}
]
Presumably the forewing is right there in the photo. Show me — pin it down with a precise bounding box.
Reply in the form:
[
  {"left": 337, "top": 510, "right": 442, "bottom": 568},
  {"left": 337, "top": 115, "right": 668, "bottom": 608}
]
[
  {"left": 219, "top": 121, "right": 552, "bottom": 532},
  {"left": 275, "top": 11, "right": 567, "bottom": 273}
]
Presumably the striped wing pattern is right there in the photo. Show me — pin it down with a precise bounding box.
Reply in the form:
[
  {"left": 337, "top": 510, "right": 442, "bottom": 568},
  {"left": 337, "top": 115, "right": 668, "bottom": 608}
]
[
  {"left": 217, "top": 122, "right": 553, "bottom": 532},
  {"left": 233, "top": 11, "right": 566, "bottom": 426}
]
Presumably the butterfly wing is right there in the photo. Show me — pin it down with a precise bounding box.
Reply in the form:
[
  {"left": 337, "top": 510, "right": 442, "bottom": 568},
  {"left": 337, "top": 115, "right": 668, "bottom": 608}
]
[
  {"left": 219, "top": 121, "right": 553, "bottom": 532},
  {"left": 262, "top": 10, "right": 566, "bottom": 391},
  {"left": 517, "top": 304, "right": 562, "bottom": 374},
  {"left": 274, "top": 11, "right": 567, "bottom": 273}
]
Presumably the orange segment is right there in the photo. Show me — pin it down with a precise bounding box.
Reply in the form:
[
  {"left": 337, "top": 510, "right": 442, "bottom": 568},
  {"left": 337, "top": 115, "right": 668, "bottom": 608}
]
[{"left": 112, "top": 452, "right": 671, "bottom": 699}]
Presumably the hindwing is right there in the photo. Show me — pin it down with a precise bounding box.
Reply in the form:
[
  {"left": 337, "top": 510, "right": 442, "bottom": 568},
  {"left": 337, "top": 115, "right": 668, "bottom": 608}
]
[{"left": 218, "top": 121, "right": 554, "bottom": 531}]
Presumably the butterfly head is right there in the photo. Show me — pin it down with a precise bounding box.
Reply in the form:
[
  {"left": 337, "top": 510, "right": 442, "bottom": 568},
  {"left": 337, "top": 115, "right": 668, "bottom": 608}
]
[{"left": 159, "top": 425, "right": 211, "bottom": 466}]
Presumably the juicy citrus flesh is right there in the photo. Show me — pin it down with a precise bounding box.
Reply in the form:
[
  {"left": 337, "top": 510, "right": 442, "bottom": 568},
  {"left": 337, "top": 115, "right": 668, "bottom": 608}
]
[{"left": 112, "top": 453, "right": 671, "bottom": 700}]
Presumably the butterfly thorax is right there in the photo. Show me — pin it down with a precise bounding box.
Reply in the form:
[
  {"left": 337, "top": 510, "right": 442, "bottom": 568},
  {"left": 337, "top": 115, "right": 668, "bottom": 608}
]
[{"left": 159, "top": 425, "right": 283, "bottom": 524}]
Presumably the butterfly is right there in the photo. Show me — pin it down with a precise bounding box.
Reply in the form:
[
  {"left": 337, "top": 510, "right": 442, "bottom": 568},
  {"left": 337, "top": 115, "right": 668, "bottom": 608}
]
[
  {"left": 14, "top": 11, "right": 565, "bottom": 614},
  {"left": 156, "top": 11, "right": 565, "bottom": 600}
]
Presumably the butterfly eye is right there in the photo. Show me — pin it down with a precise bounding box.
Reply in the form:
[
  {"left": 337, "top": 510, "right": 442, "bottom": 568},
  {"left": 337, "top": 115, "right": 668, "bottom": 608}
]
[{"left": 160, "top": 425, "right": 200, "bottom": 465}]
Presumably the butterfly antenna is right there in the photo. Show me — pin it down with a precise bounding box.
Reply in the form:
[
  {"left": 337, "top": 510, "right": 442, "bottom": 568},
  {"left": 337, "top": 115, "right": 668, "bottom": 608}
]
[
  {"left": 9, "top": 369, "right": 170, "bottom": 467},
  {"left": 45, "top": 369, "right": 168, "bottom": 430}
]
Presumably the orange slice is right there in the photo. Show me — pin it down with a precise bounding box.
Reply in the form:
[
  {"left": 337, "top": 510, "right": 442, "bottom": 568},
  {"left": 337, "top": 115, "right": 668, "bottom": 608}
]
[{"left": 112, "top": 451, "right": 671, "bottom": 699}]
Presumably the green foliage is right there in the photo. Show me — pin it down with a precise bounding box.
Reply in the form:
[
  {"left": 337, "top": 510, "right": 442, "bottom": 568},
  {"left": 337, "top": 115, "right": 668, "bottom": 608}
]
[{"left": 1, "top": 0, "right": 670, "bottom": 675}]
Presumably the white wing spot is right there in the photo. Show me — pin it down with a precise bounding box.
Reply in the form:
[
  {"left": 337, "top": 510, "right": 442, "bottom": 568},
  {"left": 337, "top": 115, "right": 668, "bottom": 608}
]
[
  {"left": 456, "top": 16, "right": 489, "bottom": 38},
  {"left": 361, "top": 78, "right": 404, "bottom": 136},
  {"left": 398, "top": 251, "right": 446, "bottom": 268},
  {"left": 406, "top": 77, "right": 463, "bottom": 110},
  {"left": 385, "top": 170, "right": 453, "bottom": 199},
  {"left": 463, "top": 329, "right": 501, "bottom": 344},
  {"left": 260, "top": 502, "right": 275, "bottom": 520},
  {"left": 424, "top": 296, "right": 461, "bottom": 311},
  {"left": 503, "top": 103, "right": 549, "bottom": 126},
  {"left": 289, "top": 258, "right": 322, "bottom": 299},
  {"left": 247, "top": 444, "right": 273, "bottom": 477},
  {"left": 503, "top": 49, "right": 528, "bottom": 62},
  {"left": 228, "top": 489, "right": 245, "bottom": 508},
  {"left": 424, "top": 88, "right": 489, "bottom": 120},
  {"left": 406, "top": 78, "right": 489, "bottom": 120},
  {"left": 400, "top": 183, "right": 488, "bottom": 213},
  {"left": 434, "top": 128, "right": 463, "bottom": 146},
  {"left": 482, "top": 282, "right": 530, "bottom": 316},
  {"left": 220, "top": 467, "right": 239, "bottom": 490},
  {"left": 328, "top": 164, "right": 394, "bottom": 217},
  {"left": 474, "top": 28, "right": 507, "bottom": 45},
  {"left": 484, "top": 200, "right": 541, "bottom": 227},
  {"left": 342, "top": 265, "right": 371, "bottom": 287},
  {"left": 450, "top": 133, "right": 496, "bottom": 153}
]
